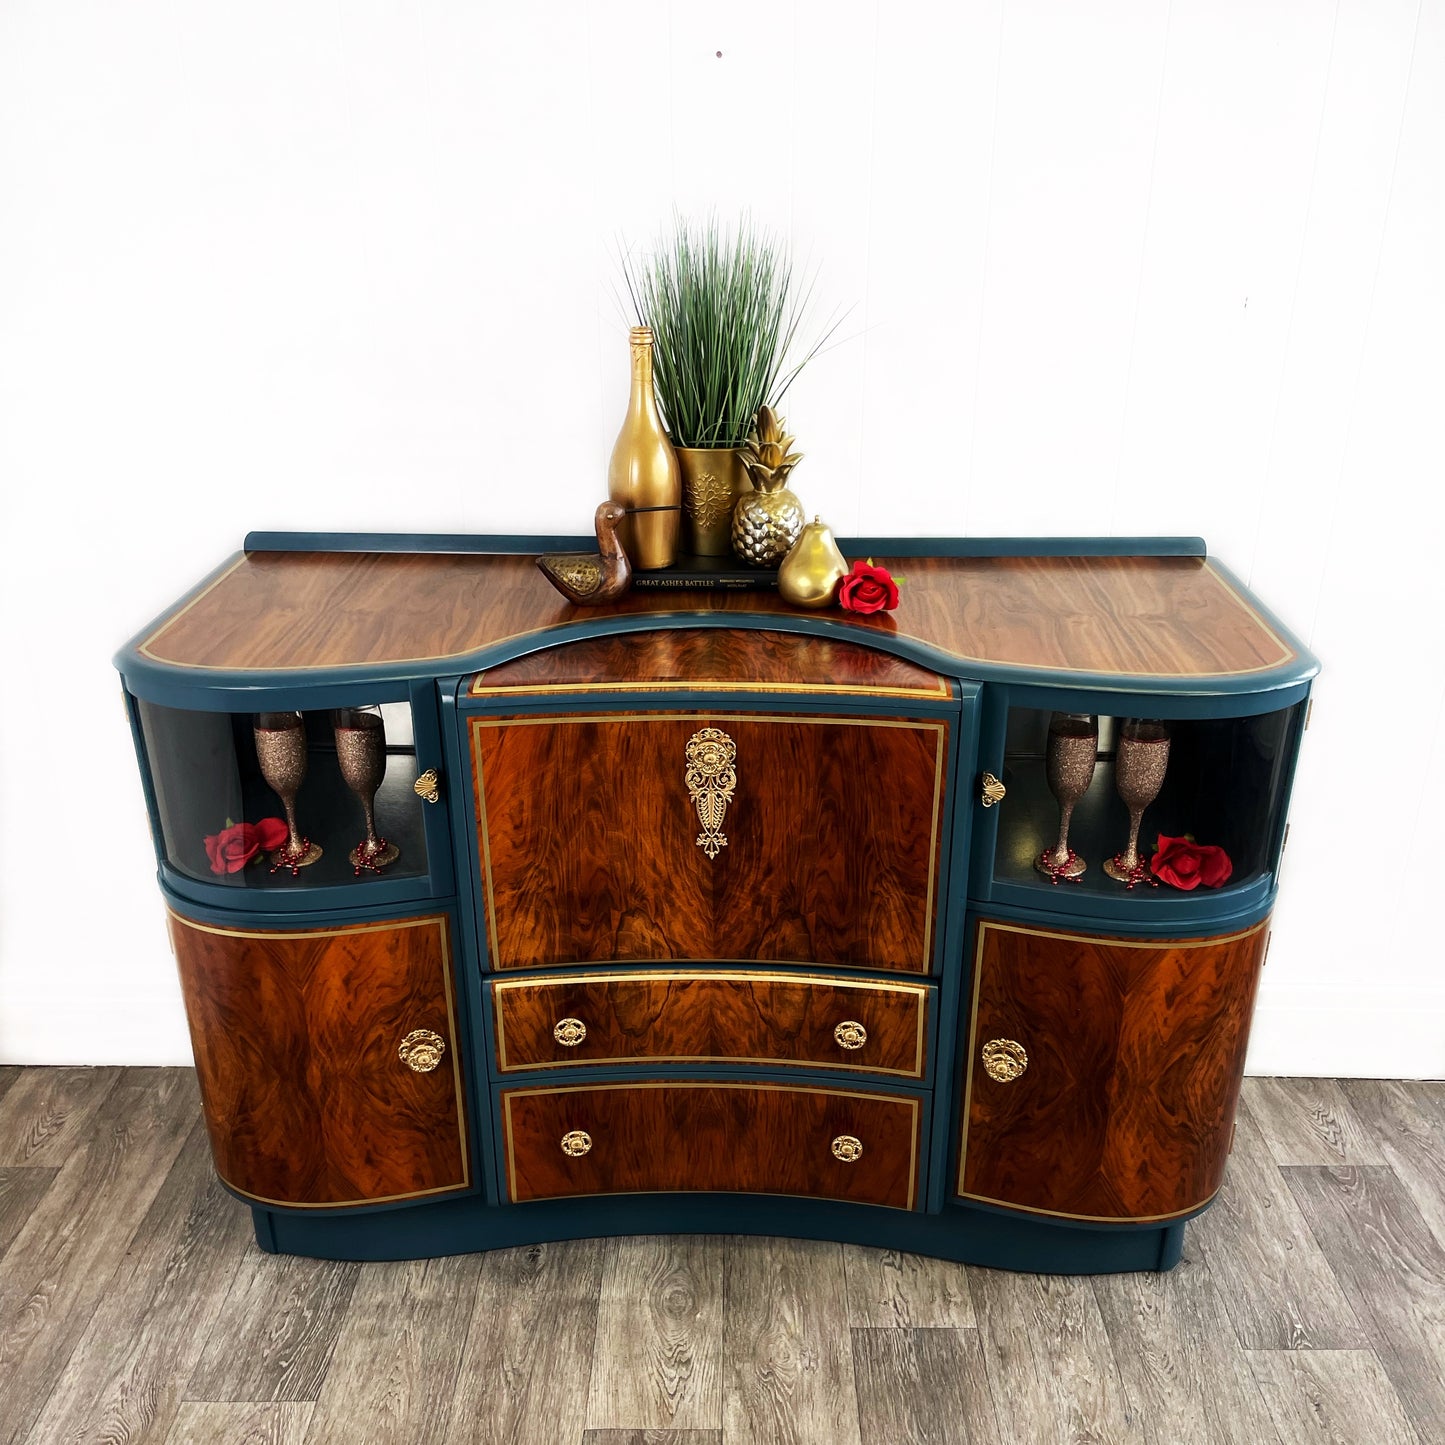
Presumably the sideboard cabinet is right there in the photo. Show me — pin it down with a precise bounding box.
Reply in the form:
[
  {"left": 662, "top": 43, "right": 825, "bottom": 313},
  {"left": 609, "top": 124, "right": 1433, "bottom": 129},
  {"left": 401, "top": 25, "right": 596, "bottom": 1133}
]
[{"left": 116, "top": 536, "right": 1315, "bottom": 1273}]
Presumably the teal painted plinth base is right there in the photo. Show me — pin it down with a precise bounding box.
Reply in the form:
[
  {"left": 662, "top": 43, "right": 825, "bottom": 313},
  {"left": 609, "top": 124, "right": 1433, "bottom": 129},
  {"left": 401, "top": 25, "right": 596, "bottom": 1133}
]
[{"left": 251, "top": 1194, "right": 1188, "bottom": 1275}]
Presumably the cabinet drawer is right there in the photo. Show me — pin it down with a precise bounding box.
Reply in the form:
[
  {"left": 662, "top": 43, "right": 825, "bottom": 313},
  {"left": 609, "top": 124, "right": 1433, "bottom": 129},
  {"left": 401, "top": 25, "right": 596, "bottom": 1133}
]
[
  {"left": 470, "top": 712, "right": 949, "bottom": 973},
  {"left": 959, "top": 917, "right": 1269, "bottom": 1222},
  {"left": 502, "top": 1081, "right": 922, "bottom": 1209},
  {"left": 492, "top": 970, "right": 930, "bottom": 1078}
]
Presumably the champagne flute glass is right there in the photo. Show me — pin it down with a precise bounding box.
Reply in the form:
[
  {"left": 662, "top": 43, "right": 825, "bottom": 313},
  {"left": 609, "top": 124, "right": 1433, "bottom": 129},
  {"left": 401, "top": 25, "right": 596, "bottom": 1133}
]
[
  {"left": 1035, "top": 712, "right": 1097, "bottom": 881},
  {"left": 333, "top": 706, "right": 400, "bottom": 874},
  {"left": 1104, "top": 718, "right": 1170, "bottom": 886},
  {"left": 253, "top": 712, "right": 323, "bottom": 873}
]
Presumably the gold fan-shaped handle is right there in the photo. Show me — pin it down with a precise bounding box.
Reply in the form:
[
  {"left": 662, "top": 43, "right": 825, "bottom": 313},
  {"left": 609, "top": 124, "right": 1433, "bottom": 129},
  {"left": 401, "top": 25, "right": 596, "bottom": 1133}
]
[{"left": 414, "top": 768, "right": 442, "bottom": 804}]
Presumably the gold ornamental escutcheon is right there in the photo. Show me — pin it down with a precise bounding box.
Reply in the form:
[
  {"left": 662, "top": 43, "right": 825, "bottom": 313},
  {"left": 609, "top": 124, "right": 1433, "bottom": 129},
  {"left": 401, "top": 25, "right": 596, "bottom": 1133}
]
[
  {"left": 560, "top": 1130, "right": 592, "bottom": 1158},
  {"left": 981, "top": 1038, "right": 1028, "bottom": 1083},
  {"left": 833, "top": 1021, "right": 868, "bottom": 1050},
  {"left": 553, "top": 1017, "right": 587, "bottom": 1047},
  {"left": 831, "top": 1134, "right": 864, "bottom": 1163},
  {"left": 685, "top": 727, "right": 737, "bottom": 860},
  {"left": 397, "top": 1028, "right": 446, "bottom": 1074}
]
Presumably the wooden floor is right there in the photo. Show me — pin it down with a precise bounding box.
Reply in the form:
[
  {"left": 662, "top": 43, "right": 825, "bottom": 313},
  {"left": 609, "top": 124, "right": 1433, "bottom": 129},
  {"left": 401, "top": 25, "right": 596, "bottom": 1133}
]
[{"left": 1, "top": 1070, "right": 1443, "bottom": 1444}]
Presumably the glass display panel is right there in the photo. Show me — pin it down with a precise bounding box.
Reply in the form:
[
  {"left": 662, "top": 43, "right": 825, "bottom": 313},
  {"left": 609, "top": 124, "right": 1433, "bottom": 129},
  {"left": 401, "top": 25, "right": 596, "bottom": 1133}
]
[
  {"left": 135, "top": 699, "right": 429, "bottom": 889},
  {"left": 994, "top": 704, "right": 1300, "bottom": 900}
]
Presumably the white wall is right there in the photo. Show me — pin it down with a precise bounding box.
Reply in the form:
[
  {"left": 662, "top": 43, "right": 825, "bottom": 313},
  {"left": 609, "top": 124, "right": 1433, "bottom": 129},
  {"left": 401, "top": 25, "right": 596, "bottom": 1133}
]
[{"left": 1, "top": 1, "right": 1440, "bottom": 1075}]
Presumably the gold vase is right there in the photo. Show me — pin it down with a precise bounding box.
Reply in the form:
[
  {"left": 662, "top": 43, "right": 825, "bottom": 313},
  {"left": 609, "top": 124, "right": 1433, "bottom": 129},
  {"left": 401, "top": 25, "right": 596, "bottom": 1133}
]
[
  {"left": 608, "top": 327, "right": 681, "bottom": 569},
  {"left": 676, "top": 446, "right": 748, "bottom": 557}
]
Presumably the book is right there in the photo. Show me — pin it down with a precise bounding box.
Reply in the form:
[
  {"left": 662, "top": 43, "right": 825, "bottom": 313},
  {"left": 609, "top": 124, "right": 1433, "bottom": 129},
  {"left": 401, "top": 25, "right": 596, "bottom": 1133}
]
[{"left": 630, "top": 555, "right": 779, "bottom": 591}]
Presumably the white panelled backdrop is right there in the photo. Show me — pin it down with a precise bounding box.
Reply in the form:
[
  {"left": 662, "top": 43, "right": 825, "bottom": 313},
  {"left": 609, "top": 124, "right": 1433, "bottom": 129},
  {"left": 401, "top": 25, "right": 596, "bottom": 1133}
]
[{"left": 1, "top": 1, "right": 1441, "bottom": 1074}]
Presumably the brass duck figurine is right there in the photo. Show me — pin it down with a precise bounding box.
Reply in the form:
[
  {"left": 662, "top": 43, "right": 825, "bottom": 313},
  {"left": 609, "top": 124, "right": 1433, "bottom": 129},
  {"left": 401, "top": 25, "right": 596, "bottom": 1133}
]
[{"left": 537, "top": 501, "right": 633, "bottom": 605}]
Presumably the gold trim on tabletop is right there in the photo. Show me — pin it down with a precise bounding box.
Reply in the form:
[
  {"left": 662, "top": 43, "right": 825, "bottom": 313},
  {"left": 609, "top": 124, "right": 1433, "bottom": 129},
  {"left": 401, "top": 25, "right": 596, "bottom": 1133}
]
[
  {"left": 954, "top": 917, "right": 1270, "bottom": 1213},
  {"left": 491, "top": 969, "right": 930, "bottom": 1079},
  {"left": 470, "top": 713, "right": 948, "bottom": 975},
  {"left": 167, "top": 910, "right": 472, "bottom": 1209},
  {"left": 501, "top": 1079, "right": 921, "bottom": 1209},
  {"left": 468, "top": 675, "right": 953, "bottom": 700}
]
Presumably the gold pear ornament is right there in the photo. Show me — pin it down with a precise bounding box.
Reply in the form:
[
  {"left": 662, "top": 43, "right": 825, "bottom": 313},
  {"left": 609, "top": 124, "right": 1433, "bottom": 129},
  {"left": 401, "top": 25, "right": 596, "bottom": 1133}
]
[
  {"left": 731, "top": 406, "right": 806, "bottom": 566},
  {"left": 779, "top": 517, "right": 848, "bottom": 608}
]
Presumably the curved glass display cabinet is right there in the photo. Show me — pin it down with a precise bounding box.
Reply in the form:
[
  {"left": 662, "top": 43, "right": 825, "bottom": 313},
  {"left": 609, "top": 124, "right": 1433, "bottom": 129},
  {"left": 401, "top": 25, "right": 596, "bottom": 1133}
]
[{"left": 115, "top": 534, "right": 1317, "bottom": 1274}]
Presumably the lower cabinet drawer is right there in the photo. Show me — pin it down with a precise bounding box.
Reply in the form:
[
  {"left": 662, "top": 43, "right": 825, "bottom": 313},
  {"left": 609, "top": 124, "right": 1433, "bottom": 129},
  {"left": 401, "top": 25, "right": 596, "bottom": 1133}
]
[
  {"left": 492, "top": 971, "right": 930, "bottom": 1079},
  {"left": 501, "top": 1081, "right": 923, "bottom": 1209}
]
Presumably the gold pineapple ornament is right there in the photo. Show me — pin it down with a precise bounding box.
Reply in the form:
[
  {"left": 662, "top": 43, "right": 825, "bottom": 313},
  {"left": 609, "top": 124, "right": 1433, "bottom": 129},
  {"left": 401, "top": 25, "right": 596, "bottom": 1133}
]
[{"left": 731, "top": 406, "right": 806, "bottom": 566}]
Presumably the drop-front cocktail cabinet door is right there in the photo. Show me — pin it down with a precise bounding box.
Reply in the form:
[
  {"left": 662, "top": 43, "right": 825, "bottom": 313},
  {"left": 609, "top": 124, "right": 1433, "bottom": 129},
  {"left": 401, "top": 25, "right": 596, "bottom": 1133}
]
[
  {"left": 168, "top": 908, "right": 471, "bottom": 1208},
  {"left": 957, "top": 916, "right": 1269, "bottom": 1221},
  {"left": 468, "top": 711, "right": 951, "bottom": 973}
]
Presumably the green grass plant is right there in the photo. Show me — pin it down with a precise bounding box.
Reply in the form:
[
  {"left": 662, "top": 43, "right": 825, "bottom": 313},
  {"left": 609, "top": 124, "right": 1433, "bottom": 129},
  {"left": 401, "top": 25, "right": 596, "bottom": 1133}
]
[{"left": 623, "top": 216, "right": 838, "bottom": 448}]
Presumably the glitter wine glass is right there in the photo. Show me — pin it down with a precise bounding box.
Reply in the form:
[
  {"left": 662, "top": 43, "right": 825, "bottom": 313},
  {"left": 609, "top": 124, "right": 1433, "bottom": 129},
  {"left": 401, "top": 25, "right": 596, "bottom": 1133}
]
[
  {"left": 1035, "top": 712, "right": 1098, "bottom": 881},
  {"left": 253, "top": 712, "right": 323, "bottom": 873},
  {"left": 1104, "top": 718, "right": 1170, "bottom": 885},
  {"left": 333, "top": 706, "right": 400, "bottom": 874}
]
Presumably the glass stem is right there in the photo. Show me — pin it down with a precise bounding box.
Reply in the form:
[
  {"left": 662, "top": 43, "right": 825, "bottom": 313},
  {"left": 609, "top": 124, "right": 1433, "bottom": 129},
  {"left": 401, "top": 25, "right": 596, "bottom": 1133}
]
[
  {"left": 284, "top": 797, "right": 301, "bottom": 856},
  {"left": 1121, "top": 809, "right": 1142, "bottom": 870},
  {"left": 1051, "top": 801, "right": 1075, "bottom": 865},
  {"left": 362, "top": 795, "right": 379, "bottom": 852}
]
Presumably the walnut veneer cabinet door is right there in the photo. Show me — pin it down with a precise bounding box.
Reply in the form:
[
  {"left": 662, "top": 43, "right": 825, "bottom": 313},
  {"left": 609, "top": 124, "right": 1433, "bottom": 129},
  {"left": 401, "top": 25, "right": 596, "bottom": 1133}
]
[
  {"left": 168, "top": 911, "right": 470, "bottom": 1208},
  {"left": 471, "top": 713, "right": 949, "bottom": 972},
  {"left": 959, "top": 918, "right": 1269, "bottom": 1222}
]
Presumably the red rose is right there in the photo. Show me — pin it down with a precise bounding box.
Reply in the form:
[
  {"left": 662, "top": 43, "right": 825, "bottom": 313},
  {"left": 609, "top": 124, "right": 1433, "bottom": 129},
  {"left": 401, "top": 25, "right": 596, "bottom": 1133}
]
[
  {"left": 203, "top": 818, "right": 289, "bottom": 874},
  {"left": 1150, "top": 834, "right": 1233, "bottom": 890},
  {"left": 838, "top": 559, "right": 900, "bottom": 614}
]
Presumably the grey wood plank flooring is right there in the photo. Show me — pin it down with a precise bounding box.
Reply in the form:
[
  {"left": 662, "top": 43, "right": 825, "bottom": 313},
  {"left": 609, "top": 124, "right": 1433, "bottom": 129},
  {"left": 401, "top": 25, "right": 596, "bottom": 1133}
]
[
  {"left": 445, "top": 1238, "right": 607, "bottom": 1445},
  {"left": 1284, "top": 1165, "right": 1445, "bottom": 1445},
  {"left": 586, "top": 1235, "right": 723, "bottom": 1434},
  {"left": 0, "top": 1067, "right": 196, "bottom": 1445},
  {"left": 165, "top": 1402, "right": 315, "bottom": 1444},
  {"left": 967, "top": 1267, "right": 1136, "bottom": 1445},
  {"left": 1246, "top": 1349, "right": 1423, "bottom": 1445},
  {"left": 722, "top": 1236, "right": 863, "bottom": 1445},
  {"left": 0, "top": 1068, "right": 1441, "bottom": 1444},
  {"left": 23, "top": 1119, "right": 252, "bottom": 1444},
  {"left": 1243, "top": 1077, "right": 1387, "bottom": 1165},
  {"left": 843, "top": 1244, "right": 975, "bottom": 1328},
  {"left": 304, "top": 1254, "right": 483, "bottom": 1445},
  {"left": 851, "top": 1327, "right": 1000, "bottom": 1445}
]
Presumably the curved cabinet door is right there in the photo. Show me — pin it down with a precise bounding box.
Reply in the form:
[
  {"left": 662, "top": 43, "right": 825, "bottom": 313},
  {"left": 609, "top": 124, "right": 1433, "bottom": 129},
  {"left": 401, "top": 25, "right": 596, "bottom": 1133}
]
[
  {"left": 958, "top": 917, "right": 1269, "bottom": 1222},
  {"left": 469, "top": 712, "right": 950, "bottom": 973},
  {"left": 169, "top": 909, "right": 471, "bottom": 1208}
]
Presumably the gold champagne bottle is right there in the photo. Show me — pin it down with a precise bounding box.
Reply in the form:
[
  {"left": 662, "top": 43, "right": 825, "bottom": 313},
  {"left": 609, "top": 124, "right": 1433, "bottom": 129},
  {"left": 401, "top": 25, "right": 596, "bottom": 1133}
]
[{"left": 607, "top": 327, "right": 682, "bottom": 569}]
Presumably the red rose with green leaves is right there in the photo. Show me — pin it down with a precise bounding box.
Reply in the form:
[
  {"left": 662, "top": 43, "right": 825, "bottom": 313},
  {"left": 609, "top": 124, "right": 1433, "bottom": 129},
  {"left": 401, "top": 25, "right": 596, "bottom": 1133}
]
[
  {"left": 838, "top": 558, "right": 900, "bottom": 614},
  {"left": 204, "top": 818, "right": 289, "bottom": 874}
]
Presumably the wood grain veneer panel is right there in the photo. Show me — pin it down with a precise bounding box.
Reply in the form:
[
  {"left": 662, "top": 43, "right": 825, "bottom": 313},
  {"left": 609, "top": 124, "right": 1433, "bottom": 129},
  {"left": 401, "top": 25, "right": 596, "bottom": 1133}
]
[
  {"left": 492, "top": 971, "right": 929, "bottom": 1077},
  {"left": 959, "top": 919, "right": 1269, "bottom": 1222},
  {"left": 168, "top": 911, "right": 469, "bottom": 1207},
  {"left": 470, "top": 628, "right": 950, "bottom": 696},
  {"left": 503, "top": 1082, "right": 920, "bottom": 1209},
  {"left": 472, "top": 714, "right": 947, "bottom": 973},
  {"left": 140, "top": 551, "right": 1294, "bottom": 680}
]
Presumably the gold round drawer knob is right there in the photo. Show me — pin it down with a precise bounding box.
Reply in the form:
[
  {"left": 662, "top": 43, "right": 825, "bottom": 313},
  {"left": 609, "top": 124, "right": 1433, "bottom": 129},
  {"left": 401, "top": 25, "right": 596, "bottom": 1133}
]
[
  {"left": 553, "top": 1017, "right": 587, "bottom": 1047},
  {"left": 397, "top": 1028, "right": 446, "bottom": 1074},
  {"left": 560, "top": 1129, "right": 592, "bottom": 1158},
  {"left": 831, "top": 1134, "right": 864, "bottom": 1164},
  {"left": 833, "top": 1020, "right": 868, "bottom": 1050},
  {"left": 981, "top": 1038, "right": 1028, "bottom": 1083}
]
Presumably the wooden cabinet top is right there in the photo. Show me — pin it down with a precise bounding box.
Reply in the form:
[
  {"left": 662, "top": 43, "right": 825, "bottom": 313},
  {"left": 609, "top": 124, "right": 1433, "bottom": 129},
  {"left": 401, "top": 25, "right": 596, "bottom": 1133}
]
[{"left": 117, "top": 537, "right": 1317, "bottom": 698}]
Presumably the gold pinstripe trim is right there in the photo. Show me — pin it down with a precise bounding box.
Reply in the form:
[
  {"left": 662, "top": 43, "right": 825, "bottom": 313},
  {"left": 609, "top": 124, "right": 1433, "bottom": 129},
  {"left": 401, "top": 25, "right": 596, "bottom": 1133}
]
[
  {"left": 491, "top": 969, "right": 930, "bottom": 1078},
  {"left": 167, "top": 910, "right": 471, "bottom": 1209},
  {"left": 501, "top": 1080, "right": 921, "bottom": 1209},
  {"left": 469, "top": 675, "right": 952, "bottom": 700},
  {"left": 470, "top": 713, "right": 947, "bottom": 975},
  {"left": 955, "top": 917, "right": 1269, "bottom": 1218}
]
